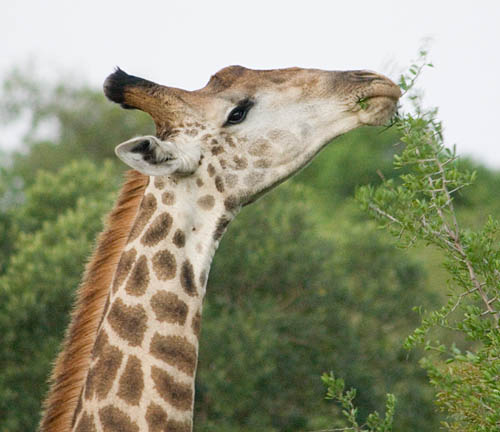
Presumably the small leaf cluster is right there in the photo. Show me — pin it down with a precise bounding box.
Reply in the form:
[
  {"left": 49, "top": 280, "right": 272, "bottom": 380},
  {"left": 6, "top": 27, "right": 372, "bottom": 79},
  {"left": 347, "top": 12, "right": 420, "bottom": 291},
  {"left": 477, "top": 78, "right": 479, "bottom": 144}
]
[{"left": 321, "top": 372, "right": 396, "bottom": 432}]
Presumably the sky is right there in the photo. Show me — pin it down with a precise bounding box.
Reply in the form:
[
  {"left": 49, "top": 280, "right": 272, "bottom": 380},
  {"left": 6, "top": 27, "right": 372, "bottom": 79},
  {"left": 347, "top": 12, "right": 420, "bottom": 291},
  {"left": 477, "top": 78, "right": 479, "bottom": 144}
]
[{"left": 2, "top": 1, "right": 499, "bottom": 167}]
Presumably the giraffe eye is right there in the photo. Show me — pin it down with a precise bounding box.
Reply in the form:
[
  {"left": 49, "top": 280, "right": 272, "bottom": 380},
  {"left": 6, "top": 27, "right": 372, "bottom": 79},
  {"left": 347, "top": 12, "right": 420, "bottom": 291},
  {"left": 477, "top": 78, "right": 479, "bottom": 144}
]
[{"left": 225, "top": 100, "right": 254, "bottom": 126}]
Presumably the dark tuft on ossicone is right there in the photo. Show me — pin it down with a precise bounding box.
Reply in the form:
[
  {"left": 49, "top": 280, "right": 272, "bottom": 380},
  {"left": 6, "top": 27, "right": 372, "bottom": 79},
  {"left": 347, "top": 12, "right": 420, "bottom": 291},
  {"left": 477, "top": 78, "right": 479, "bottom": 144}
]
[{"left": 103, "top": 67, "right": 157, "bottom": 110}]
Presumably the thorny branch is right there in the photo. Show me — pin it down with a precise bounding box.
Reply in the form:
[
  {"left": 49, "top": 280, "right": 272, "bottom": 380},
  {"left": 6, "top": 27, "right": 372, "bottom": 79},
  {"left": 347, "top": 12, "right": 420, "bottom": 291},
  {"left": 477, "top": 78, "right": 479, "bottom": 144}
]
[{"left": 367, "top": 150, "right": 500, "bottom": 323}]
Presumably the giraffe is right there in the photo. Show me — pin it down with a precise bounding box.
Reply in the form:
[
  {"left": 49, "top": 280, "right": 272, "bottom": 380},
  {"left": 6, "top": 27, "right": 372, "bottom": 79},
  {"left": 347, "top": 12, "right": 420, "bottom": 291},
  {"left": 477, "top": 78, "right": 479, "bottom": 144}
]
[{"left": 40, "top": 65, "right": 401, "bottom": 432}]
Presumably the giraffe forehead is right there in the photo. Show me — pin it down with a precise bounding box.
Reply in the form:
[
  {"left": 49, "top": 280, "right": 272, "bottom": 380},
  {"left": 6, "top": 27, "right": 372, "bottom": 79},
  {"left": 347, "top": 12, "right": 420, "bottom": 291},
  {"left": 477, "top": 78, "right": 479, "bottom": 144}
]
[{"left": 203, "top": 65, "right": 318, "bottom": 91}]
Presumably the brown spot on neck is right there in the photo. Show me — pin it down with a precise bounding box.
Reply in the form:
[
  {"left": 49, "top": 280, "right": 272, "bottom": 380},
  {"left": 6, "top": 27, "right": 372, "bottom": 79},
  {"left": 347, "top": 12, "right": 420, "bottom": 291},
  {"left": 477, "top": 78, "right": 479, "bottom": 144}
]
[
  {"left": 214, "top": 176, "right": 224, "bottom": 192},
  {"left": 107, "top": 299, "right": 148, "bottom": 346},
  {"left": 150, "top": 333, "right": 197, "bottom": 376},
  {"left": 213, "top": 216, "right": 231, "bottom": 240},
  {"left": 151, "top": 366, "right": 193, "bottom": 411},
  {"left": 99, "top": 406, "right": 139, "bottom": 432},
  {"left": 112, "top": 248, "right": 137, "bottom": 293},
  {"left": 211, "top": 145, "right": 224, "bottom": 155},
  {"left": 152, "top": 249, "right": 177, "bottom": 280},
  {"left": 117, "top": 355, "right": 144, "bottom": 405},
  {"left": 125, "top": 255, "right": 150, "bottom": 296},
  {"left": 173, "top": 229, "right": 186, "bottom": 248},
  {"left": 154, "top": 176, "right": 166, "bottom": 190},
  {"left": 233, "top": 155, "right": 248, "bottom": 170},
  {"left": 128, "top": 193, "right": 157, "bottom": 243},
  {"left": 85, "top": 338, "right": 123, "bottom": 401},
  {"left": 166, "top": 419, "right": 192, "bottom": 432},
  {"left": 191, "top": 310, "right": 202, "bottom": 338},
  {"left": 224, "top": 195, "right": 239, "bottom": 212},
  {"left": 162, "top": 191, "right": 176, "bottom": 206},
  {"left": 74, "top": 412, "right": 97, "bottom": 432},
  {"left": 151, "top": 291, "right": 188, "bottom": 325},
  {"left": 145, "top": 403, "right": 168, "bottom": 432},
  {"left": 197, "top": 194, "right": 215, "bottom": 210},
  {"left": 141, "top": 212, "right": 173, "bottom": 246},
  {"left": 180, "top": 260, "right": 197, "bottom": 296}
]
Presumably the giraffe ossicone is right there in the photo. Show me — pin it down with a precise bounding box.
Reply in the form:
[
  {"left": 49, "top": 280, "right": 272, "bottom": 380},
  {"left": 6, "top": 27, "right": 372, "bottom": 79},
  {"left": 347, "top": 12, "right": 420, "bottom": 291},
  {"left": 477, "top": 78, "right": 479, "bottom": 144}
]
[{"left": 40, "top": 65, "right": 400, "bottom": 432}]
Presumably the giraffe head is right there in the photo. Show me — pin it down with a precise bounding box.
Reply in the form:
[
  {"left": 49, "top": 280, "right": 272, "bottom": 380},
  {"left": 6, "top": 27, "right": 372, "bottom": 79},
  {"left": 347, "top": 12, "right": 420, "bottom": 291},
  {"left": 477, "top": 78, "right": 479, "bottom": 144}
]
[{"left": 106, "top": 65, "right": 400, "bottom": 207}]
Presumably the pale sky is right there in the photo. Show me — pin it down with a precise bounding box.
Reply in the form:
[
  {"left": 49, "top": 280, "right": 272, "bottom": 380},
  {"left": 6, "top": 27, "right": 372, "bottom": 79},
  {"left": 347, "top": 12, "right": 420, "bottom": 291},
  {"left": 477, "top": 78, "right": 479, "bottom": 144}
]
[{"left": 2, "top": 1, "right": 499, "bottom": 167}]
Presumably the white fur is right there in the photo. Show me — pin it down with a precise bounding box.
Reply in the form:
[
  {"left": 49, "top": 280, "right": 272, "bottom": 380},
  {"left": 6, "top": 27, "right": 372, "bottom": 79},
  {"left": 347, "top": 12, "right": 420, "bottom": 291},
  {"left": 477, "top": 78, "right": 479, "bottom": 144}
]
[{"left": 115, "top": 135, "right": 201, "bottom": 176}]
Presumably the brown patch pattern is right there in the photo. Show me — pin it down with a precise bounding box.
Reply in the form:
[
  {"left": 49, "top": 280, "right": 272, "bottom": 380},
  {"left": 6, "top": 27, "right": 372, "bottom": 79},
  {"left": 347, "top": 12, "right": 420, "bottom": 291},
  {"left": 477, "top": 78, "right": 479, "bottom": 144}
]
[
  {"left": 145, "top": 403, "right": 168, "bottom": 432},
  {"left": 196, "top": 178, "right": 204, "bottom": 187},
  {"left": 199, "top": 270, "right": 207, "bottom": 287},
  {"left": 214, "top": 175, "right": 224, "bottom": 192},
  {"left": 141, "top": 212, "right": 173, "bottom": 246},
  {"left": 117, "top": 355, "right": 144, "bottom": 405},
  {"left": 151, "top": 291, "right": 188, "bottom": 325},
  {"left": 207, "top": 163, "right": 215, "bottom": 177},
  {"left": 151, "top": 366, "right": 193, "bottom": 411},
  {"left": 128, "top": 193, "right": 157, "bottom": 243},
  {"left": 112, "top": 248, "right": 137, "bottom": 293},
  {"left": 233, "top": 155, "right": 248, "bottom": 170},
  {"left": 191, "top": 310, "right": 202, "bottom": 338},
  {"left": 150, "top": 333, "right": 197, "bottom": 376},
  {"left": 224, "top": 195, "right": 239, "bottom": 212},
  {"left": 224, "top": 135, "right": 236, "bottom": 147},
  {"left": 125, "top": 255, "right": 150, "bottom": 296},
  {"left": 166, "top": 419, "right": 192, "bottom": 432},
  {"left": 154, "top": 177, "right": 166, "bottom": 190},
  {"left": 180, "top": 260, "right": 197, "bottom": 296},
  {"left": 146, "top": 405, "right": 191, "bottom": 432},
  {"left": 152, "top": 250, "right": 177, "bottom": 280},
  {"left": 211, "top": 145, "right": 224, "bottom": 155},
  {"left": 197, "top": 195, "right": 215, "bottom": 210},
  {"left": 213, "top": 216, "right": 231, "bottom": 240},
  {"left": 85, "top": 338, "right": 123, "bottom": 401},
  {"left": 107, "top": 299, "right": 148, "bottom": 346},
  {"left": 162, "top": 191, "right": 175, "bottom": 206},
  {"left": 172, "top": 229, "right": 186, "bottom": 248},
  {"left": 92, "top": 329, "right": 109, "bottom": 359},
  {"left": 99, "top": 406, "right": 139, "bottom": 432},
  {"left": 74, "top": 412, "right": 97, "bottom": 432}
]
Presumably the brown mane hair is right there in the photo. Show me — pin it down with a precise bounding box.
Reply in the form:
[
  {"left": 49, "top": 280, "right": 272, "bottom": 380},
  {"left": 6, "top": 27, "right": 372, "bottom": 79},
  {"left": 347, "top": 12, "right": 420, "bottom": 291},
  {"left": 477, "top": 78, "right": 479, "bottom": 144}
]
[{"left": 39, "top": 170, "right": 148, "bottom": 432}]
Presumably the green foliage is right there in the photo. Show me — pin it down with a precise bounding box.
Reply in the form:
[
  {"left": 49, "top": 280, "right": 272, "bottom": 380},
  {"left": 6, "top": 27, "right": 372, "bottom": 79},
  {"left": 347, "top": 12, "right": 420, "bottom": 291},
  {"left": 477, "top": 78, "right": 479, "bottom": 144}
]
[
  {"left": 357, "top": 52, "right": 500, "bottom": 431},
  {"left": 322, "top": 372, "right": 396, "bottom": 432},
  {"left": 0, "top": 160, "right": 118, "bottom": 431}
]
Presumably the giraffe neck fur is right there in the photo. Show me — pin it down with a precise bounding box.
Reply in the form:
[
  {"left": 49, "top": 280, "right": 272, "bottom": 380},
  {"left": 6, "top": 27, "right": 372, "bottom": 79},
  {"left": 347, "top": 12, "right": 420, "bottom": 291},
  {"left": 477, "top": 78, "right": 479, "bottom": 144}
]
[{"left": 72, "top": 169, "right": 236, "bottom": 432}]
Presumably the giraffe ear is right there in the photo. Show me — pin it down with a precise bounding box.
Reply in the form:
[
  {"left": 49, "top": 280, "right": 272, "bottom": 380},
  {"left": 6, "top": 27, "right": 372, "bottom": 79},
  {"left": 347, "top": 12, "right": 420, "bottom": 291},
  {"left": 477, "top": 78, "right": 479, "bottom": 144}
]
[{"left": 115, "top": 135, "right": 201, "bottom": 176}]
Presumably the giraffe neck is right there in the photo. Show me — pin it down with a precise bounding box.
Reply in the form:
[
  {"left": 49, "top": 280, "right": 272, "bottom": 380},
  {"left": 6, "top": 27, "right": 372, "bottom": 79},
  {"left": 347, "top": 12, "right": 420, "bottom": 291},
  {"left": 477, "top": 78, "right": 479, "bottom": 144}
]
[{"left": 72, "top": 173, "right": 235, "bottom": 432}]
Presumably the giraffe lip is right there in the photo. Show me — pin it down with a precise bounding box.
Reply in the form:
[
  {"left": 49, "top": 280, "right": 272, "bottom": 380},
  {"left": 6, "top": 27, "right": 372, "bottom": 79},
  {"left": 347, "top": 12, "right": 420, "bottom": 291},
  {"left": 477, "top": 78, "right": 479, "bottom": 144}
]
[
  {"left": 364, "top": 83, "right": 402, "bottom": 101},
  {"left": 357, "top": 94, "right": 399, "bottom": 126}
]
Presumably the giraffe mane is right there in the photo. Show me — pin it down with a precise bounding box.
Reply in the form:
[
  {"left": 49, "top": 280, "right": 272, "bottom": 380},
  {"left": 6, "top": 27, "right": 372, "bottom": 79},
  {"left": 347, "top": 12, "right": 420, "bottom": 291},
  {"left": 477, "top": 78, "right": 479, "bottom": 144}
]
[{"left": 39, "top": 170, "right": 149, "bottom": 432}]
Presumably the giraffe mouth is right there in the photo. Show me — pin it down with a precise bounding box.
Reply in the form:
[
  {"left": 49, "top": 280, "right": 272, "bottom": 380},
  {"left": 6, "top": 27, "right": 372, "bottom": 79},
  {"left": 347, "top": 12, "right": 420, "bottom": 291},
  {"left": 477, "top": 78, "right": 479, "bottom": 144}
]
[{"left": 357, "top": 94, "right": 400, "bottom": 126}]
